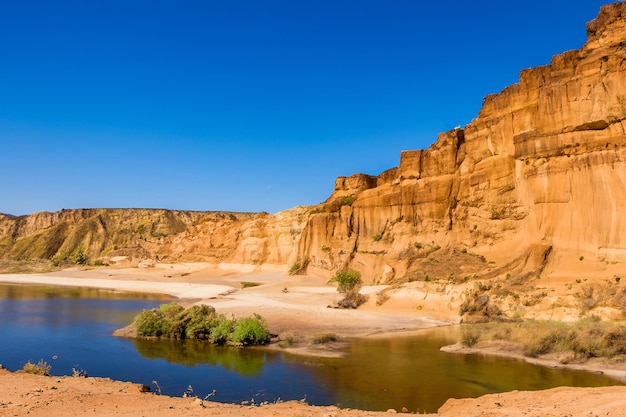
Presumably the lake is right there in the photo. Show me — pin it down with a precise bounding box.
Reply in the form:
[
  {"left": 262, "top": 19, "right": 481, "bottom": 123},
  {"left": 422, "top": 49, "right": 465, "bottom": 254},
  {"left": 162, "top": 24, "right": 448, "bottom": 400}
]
[{"left": 0, "top": 283, "right": 622, "bottom": 413}]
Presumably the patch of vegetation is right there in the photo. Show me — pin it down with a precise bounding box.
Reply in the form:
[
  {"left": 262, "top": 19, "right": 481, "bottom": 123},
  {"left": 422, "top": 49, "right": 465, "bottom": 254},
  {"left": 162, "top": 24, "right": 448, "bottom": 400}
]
[
  {"left": 240, "top": 281, "right": 261, "bottom": 289},
  {"left": 278, "top": 332, "right": 298, "bottom": 348},
  {"left": 459, "top": 282, "right": 503, "bottom": 322},
  {"left": 329, "top": 269, "right": 367, "bottom": 309},
  {"left": 72, "top": 246, "right": 87, "bottom": 265},
  {"left": 460, "top": 319, "right": 626, "bottom": 362},
  {"left": 321, "top": 245, "right": 331, "bottom": 253},
  {"left": 21, "top": 360, "right": 51, "bottom": 376},
  {"left": 331, "top": 269, "right": 362, "bottom": 293},
  {"left": 340, "top": 195, "right": 355, "bottom": 206},
  {"left": 311, "top": 333, "right": 338, "bottom": 344},
  {"left": 93, "top": 259, "right": 108, "bottom": 267},
  {"left": 372, "top": 233, "right": 382, "bottom": 242},
  {"left": 576, "top": 279, "right": 626, "bottom": 314},
  {"left": 461, "top": 328, "right": 480, "bottom": 347},
  {"left": 0, "top": 259, "right": 55, "bottom": 274},
  {"left": 289, "top": 261, "right": 307, "bottom": 275},
  {"left": 231, "top": 314, "right": 271, "bottom": 346},
  {"left": 133, "top": 302, "right": 270, "bottom": 346},
  {"left": 51, "top": 252, "right": 70, "bottom": 267}
]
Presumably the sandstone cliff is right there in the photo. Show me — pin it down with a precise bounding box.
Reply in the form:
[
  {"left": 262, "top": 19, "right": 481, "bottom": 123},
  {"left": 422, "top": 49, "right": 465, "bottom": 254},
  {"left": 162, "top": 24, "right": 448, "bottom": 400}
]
[
  {"left": 296, "top": 2, "right": 626, "bottom": 283},
  {"left": 2, "top": 3, "right": 625, "bottom": 293}
]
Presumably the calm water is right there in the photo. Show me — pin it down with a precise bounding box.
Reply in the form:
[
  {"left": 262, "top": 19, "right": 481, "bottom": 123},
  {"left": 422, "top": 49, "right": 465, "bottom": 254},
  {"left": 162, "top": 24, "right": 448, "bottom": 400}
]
[{"left": 0, "top": 284, "right": 622, "bottom": 413}]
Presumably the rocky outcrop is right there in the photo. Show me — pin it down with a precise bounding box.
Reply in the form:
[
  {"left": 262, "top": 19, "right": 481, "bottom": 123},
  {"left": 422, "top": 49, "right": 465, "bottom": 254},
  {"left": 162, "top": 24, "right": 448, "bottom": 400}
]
[{"left": 1, "top": 3, "right": 625, "bottom": 284}]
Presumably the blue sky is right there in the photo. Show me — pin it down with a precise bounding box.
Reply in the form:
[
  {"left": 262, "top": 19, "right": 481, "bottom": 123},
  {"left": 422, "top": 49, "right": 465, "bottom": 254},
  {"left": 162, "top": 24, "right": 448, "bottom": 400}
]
[{"left": 0, "top": 1, "right": 611, "bottom": 215}]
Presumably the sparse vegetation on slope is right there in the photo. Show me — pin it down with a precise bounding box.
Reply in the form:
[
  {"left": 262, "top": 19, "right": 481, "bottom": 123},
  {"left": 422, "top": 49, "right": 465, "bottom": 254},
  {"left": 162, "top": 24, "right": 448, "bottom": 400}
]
[{"left": 459, "top": 319, "right": 626, "bottom": 362}]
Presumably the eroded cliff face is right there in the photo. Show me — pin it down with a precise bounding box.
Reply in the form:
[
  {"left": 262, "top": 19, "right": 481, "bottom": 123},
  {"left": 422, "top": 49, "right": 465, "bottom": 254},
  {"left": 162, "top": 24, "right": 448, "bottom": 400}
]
[
  {"left": 1, "top": 3, "right": 625, "bottom": 286},
  {"left": 295, "top": 2, "right": 626, "bottom": 282}
]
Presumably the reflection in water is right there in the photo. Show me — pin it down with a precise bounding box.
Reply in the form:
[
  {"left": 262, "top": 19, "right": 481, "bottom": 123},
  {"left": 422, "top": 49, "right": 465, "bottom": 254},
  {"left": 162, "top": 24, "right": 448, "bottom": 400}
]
[
  {"left": 0, "top": 283, "right": 172, "bottom": 300},
  {"left": 0, "top": 284, "right": 623, "bottom": 413},
  {"left": 132, "top": 338, "right": 268, "bottom": 376},
  {"left": 299, "top": 328, "right": 623, "bottom": 412}
]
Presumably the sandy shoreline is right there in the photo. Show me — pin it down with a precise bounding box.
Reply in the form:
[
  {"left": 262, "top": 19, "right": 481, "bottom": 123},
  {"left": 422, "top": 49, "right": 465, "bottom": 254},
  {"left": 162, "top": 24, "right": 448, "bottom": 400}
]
[{"left": 3, "top": 367, "right": 626, "bottom": 417}]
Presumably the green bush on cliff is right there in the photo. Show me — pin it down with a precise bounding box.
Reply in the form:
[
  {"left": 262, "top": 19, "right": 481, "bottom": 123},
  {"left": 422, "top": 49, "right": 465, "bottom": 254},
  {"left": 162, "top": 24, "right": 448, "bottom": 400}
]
[{"left": 133, "top": 302, "right": 270, "bottom": 346}]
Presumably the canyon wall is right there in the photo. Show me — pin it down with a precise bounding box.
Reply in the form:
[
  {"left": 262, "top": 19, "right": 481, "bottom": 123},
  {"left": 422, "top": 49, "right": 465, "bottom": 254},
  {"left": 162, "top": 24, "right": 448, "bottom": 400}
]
[{"left": 1, "top": 3, "right": 625, "bottom": 283}]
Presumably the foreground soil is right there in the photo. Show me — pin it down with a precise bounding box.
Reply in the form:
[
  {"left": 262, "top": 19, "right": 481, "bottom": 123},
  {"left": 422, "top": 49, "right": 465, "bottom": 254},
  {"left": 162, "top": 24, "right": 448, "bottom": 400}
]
[{"left": 3, "top": 368, "right": 626, "bottom": 417}]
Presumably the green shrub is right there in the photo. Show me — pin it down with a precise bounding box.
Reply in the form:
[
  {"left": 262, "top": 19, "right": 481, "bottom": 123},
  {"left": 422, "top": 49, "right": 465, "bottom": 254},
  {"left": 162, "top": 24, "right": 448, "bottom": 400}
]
[
  {"left": 373, "top": 234, "right": 382, "bottom": 242},
  {"left": 72, "top": 246, "right": 87, "bottom": 265},
  {"left": 289, "top": 262, "right": 302, "bottom": 275},
  {"left": 132, "top": 303, "right": 270, "bottom": 346},
  {"left": 340, "top": 195, "right": 355, "bottom": 206},
  {"left": 211, "top": 317, "right": 235, "bottom": 345},
  {"left": 331, "top": 269, "right": 362, "bottom": 293},
  {"left": 159, "top": 302, "right": 185, "bottom": 318},
  {"left": 177, "top": 304, "right": 217, "bottom": 340},
  {"left": 240, "top": 281, "right": 261, "bottom": 289},
  {"left": 51, "top": 252, "right": 70, "bottom": 267},
  {"left": 231, "top": 314, "right": 271, "bottom": 346},
  {"left": 134, "top": 309, "right": 169, "bottom": 337}
]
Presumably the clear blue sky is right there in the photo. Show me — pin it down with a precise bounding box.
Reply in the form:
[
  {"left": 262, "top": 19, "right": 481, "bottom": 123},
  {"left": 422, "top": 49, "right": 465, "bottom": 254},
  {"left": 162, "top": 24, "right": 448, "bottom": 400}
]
[{"left": 0, "top": 1, "right": 611, "bottom": 215}]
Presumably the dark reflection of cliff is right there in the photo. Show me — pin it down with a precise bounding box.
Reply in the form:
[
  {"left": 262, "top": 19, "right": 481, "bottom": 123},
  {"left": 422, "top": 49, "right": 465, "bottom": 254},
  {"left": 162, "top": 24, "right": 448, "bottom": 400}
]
[{"left": 132, "top": 338, "right": 272, "bottom": 376}]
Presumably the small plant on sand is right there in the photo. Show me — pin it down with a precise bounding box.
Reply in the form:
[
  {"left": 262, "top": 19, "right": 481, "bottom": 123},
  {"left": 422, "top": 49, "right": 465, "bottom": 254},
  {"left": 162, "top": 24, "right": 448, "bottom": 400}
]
[
  {"left": 311, "top": 333, "right": 338, "bottom": 344},
  {"left": 331, "top": 269, "right": 362, "bottom": 293},
  {"left": 22, "top": 360, "right": 51, "bottom": 376},
  {"left": 278, "top": 332, "right": 297, "bottom": 348},
  {"left": 240, "top": 281, "right": 261, "bottom": 289},
  {"left": 289, "top": 262, "right": 302, "bottom": 275},
  {"left": 461, "top": 328, "right": 480, "bottom": 347},
  {"left": 330, "top": 269, "right": 367, "bottom": 308},
  {"left": 373, "top": 233, "right": 383, "bottom": 242}
]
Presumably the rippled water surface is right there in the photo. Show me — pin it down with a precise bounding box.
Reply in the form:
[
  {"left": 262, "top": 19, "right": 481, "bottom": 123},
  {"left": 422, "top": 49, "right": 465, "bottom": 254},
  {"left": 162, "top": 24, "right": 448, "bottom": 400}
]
[{"left": 0, "top": 283, "right": 622, "bottom": 413}]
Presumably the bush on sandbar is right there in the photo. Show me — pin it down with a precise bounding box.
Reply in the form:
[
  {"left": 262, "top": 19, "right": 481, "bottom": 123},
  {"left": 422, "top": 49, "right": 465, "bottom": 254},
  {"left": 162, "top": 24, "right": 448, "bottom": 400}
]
[{"left": 133, "top": 302, "right": 270, "bottom": 346}]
